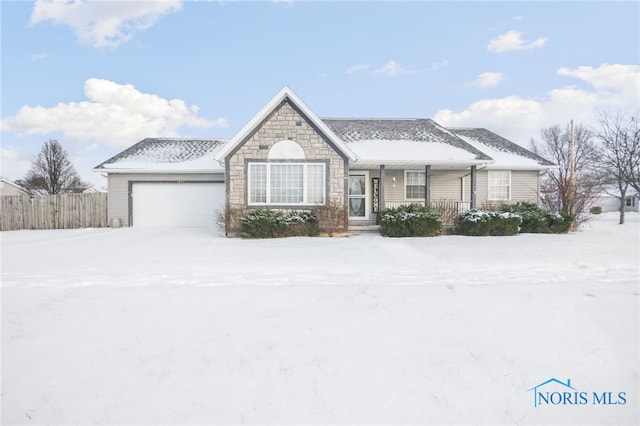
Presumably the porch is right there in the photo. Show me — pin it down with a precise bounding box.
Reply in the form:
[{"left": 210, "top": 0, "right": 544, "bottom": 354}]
[
  {"left": 347, "top": 163, "right": 480, "bottom": 228},
  {"left": 348, "top": 200, "right": 472, "bottom": 232}
]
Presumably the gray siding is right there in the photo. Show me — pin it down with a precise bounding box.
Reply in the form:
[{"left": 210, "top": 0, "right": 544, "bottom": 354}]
[
  {"left": 511, "top": 171, "right": 540, "bottom": 203},
  {"left": 431, "top": 171, "right": 466, "bottom": 201},
  {"left": 474, "top": 170, "right": 540, "bottom": 207},
  {"left": 107, "top": 172, "right": 224, "bottom": 226},
  {"left": 369, "top": 169, "right": 468, "bottom": 203},
  {"left": 383, "top": 169, "right": 405, "bottom": 202},
  {"left": 475, "top": 171, "right": 488, "bottom": 204}
]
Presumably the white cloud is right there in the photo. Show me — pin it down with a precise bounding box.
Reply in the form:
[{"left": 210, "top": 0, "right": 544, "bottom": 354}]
[
  {"left": 374, "top": 60, "right": 421, "bottom": 77},
  {"left": 29, "top": 0, "right": 183, "bottom": 49},
  {"left": 431, "top": 59, "right": 449, "bottom": 71},
  {"left": 1, "top": 148, "right": 31, "bottom": 180},
  {"left": 346, "top": 64, "right": 370, "bottom": 74},
  {"left": 1, "top": 78, "right": 227, "bottom": 149},
  {"left": 487, "top": 30, "right": 548, "bottom": 53},
  {"left": 558, "top": 64, "right": 640, "bottom": 104},
  {"left": 434, "top": 63, "right": 639, "bottom": 145},
  {"left": 467, "top": 72, "right": 504, "bottom": 88}
]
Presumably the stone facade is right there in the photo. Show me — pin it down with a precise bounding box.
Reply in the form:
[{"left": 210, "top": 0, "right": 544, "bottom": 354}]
[{"left": 224, "top": 100, "right": 349, "bottom": 233}]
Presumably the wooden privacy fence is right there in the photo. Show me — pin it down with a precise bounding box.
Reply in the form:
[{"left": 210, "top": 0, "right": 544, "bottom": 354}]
[{"left": 1, "top": 193, "right": 108, "bottom": 231}]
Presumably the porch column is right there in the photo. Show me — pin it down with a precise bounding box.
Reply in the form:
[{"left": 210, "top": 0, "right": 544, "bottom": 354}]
[
  {"left": 470, "top": 165, "right": 477, "bottom": 209},
  {"left": 424, "top": 165, "right": 431, "bottom": 207},
  {"left": 379, "top": 165, "right": 385, "bottom": 211}
]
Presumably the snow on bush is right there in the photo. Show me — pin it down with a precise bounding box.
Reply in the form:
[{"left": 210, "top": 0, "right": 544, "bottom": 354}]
[
  {"left": 239, "top": 209, "right": 319, "bottom": 238},
  {"left": 501, "top": 202, "right": 574, "bottom": 234},
  {"left": 455, "top": 208, "right": 522, "bottom": 236},
  {"left": 379, "top": 204, "right": 442, "bottom": 237}
]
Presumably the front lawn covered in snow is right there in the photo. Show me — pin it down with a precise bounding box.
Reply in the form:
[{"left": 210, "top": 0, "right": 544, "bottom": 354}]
[{"left": 2, "top": 213, "right": 638, "bottom": 425}]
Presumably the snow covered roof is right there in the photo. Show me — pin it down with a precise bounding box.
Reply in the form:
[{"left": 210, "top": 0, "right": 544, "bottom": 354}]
[
  {"left": 322, "top": 118, "right": 493, "bottom": 169},
  {"left": 449, "top": 128, "right": 555, "bottom": 170},
  {"left": 94, "top": 138, "right": 228, "bottom": 173},
  {"left": 94, "top": 117, "right": 556, "bottom": 175},
  {"left": 0, "top": 179, "right": 31, "bottom": 196}
]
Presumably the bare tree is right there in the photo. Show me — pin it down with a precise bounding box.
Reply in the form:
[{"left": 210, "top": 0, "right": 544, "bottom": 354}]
[
  {"left": 529, "top": 123, "right": 600, "bottom": 228},
  {"left": 596, "top": 110, "right": 640, "bottom": 224},
  {"left": 23, "top": 140, "right": 89, "bottom": 195}
]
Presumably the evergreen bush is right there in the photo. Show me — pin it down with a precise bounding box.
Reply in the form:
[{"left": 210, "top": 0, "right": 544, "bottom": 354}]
[
  {"left": 455, "top": 209, "right": 522, "bottom": 236},
  {"left": 239, "top": 209, "right": 319, "bottom": 238},
  {"left": 501, "top": 202, "right": 574, "bottom": 234},
  {"left": 379, "top": 204, "right": 442, "bottom": 237}
]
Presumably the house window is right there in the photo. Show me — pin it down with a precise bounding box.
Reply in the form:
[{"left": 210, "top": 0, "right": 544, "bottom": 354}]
[
  {"left": 488, "top": 171, "right": 511, "bottom": 201},
  {"left": 248, "top": 162, "right": 325, "bottom": 205},
  {"left": 626, "top": 198, "right": 635, "bottom": 207},
  {"left": 405, "top": 171, "right": 425, "bottom": 199}
]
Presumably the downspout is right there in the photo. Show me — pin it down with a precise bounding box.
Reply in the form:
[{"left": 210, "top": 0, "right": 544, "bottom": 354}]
[
  {"left": 470, "top": 165, "right": 477, "bottom": 209},
  {"left": 425, "top": 165, "right": 431, "bottom": 207},
  {"left": 380, "top": 165, "right": 385, "bottom": 212}
]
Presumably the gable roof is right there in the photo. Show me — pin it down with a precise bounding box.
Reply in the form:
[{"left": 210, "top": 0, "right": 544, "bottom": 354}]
[
  {"left": 0, "top": 179, "right": 31, "bottom": 196},
  {"left": 450, "top": 128, "right": 555, "bottom": 170},
  {"left": 214, "top": 86, "right": 356, "bottom": 162},
  {"left": 94, "top": 138, "right": 228, "bottom": 173},
  {"left": 322, "top": 118, "right": 494, "bottom": 169}
]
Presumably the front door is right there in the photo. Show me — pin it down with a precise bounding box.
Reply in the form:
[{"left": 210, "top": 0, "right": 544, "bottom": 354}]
[{"left": 348, "top": 173, "right": 367, "bottom": 219}]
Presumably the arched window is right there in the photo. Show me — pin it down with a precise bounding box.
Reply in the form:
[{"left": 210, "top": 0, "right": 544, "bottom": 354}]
[
  {"left": 268, "top": 140, "right": 305, "bottom": 160},
  {"left": 248, "top": 140, "right": 325, "bottom": 206}
]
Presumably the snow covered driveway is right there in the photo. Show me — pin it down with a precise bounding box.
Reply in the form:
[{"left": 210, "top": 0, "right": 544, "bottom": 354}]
[{"left": 2, "top": 213, "right": 638, "bottom": 425}]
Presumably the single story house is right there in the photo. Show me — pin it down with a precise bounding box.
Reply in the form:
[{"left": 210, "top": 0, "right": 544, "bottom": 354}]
[
  {"left": 0, "top": 179, "right": 31, "bottom": 197},
  {"left": 94, "top": 87, "right": 555, "bottom": 231},
  {"left": 593, "top": 185, "right": 640, "bottom": 213}
]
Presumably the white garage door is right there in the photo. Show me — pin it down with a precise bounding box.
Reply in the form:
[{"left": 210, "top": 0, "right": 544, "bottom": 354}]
[{"left": 132, "top": 182, "right": 224, "bottom": 227}]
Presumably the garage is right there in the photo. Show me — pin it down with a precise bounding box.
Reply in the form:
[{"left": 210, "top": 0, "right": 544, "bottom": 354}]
[{"left": 131, "top": 182, "right": 224, "bottom": 227}]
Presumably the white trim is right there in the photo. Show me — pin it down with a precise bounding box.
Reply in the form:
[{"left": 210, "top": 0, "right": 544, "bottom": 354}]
[
  {"left": 351, "top": 159, "right": 492, "bottom": 169},
  {"left": 487, "top": 170, "right": 511, "bottom": 201},
  {"left": 404, "top": 169, "right": 426, "bottom": 201},
  {"left": 247, "top": 162, "right": 326, "bottom": 206},
  {"left": 93, "top": 168, "right": 224, "bottom": 174},
  {"left": 348, "top": 171, "right": 370, "bottom": 221},
  {"left": 214, "top": 86, "right": 356, "bottom": 163}
]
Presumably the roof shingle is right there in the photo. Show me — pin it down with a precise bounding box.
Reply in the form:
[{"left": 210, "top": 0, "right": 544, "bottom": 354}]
[
  {"left": 95, "top": 138, "right": 228, "bottom": 171},
  {"left": 322, "top": 118, "right": 493, "bottom": 161}
]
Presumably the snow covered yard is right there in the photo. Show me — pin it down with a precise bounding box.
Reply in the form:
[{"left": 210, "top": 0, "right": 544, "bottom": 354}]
[{"left": 1, "top": 213, "right": 638, "bottom": 425}]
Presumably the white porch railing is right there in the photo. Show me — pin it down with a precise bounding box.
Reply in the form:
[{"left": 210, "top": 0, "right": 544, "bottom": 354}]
[
  {"left": 382, "top": 200, "right": 471, "bottom": 227},
  {"left": 384, "top": 200, "right": 471, "bottom": 214}
]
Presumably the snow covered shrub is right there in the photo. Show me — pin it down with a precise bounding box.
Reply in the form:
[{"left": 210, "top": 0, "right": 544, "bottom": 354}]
[
  {"left": 455, "top": 209, "right": 522, "bottom": 236},
  {"left": 239, "top": 209, "right": 318, "bottom": 238},
  {"left": 239, "top": 209, "right": 283, "bottom": 238},
  {"left": 501, "top": 202, "right": 574, "bottom": 234},
  {"left": 379, "top": 204, "right": 442, "bottom": 237},
  {"left": 589, "top": 206, "right": 602, "bottom": 215},
  {"left": 281, "top": 210, "right": 319, "bottom": 237}
]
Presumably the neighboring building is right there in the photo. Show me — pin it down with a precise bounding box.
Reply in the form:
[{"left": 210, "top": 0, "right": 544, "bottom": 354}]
[
  {"left": 94, "top": 87, "right": 556, "bottom": 230},
  {"left": 83, "top": 186, "right": 108, "bottom": 194},
  {"left": 0, "top": 179, "right": 31, "bottom": 197},
  {"left": 593, "top": 185, "right": 640, "bottom": 213}
]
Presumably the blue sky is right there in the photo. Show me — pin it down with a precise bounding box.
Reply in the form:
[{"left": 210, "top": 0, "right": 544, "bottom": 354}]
[{"left": 1, "top": 1, "right": 639, "bottom": 186}]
